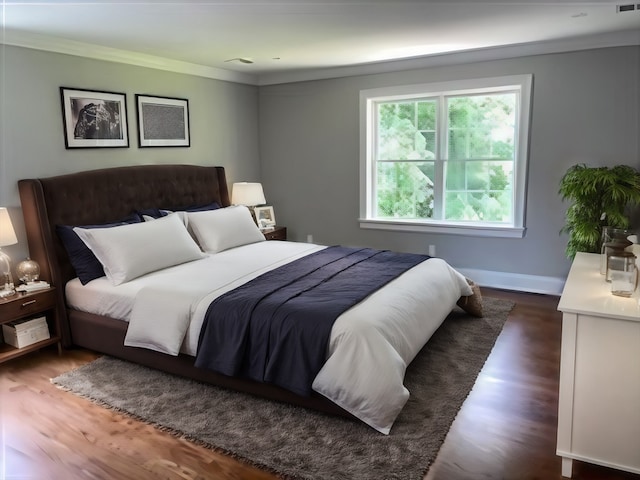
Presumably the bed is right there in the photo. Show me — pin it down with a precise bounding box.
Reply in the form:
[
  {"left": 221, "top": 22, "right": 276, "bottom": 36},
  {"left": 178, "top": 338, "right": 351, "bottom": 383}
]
[{"left": 18, "top": 164, "right": 473, "bottom": 434}]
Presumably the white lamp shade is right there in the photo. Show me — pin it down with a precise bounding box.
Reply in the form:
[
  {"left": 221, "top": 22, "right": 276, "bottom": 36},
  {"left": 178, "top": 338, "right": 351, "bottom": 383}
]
[
  {"left": 0, "top": 208, "right": 17, "bottom": 247},
  {"left": 231, "top": 182, "right": 266, "bottom": 206}
]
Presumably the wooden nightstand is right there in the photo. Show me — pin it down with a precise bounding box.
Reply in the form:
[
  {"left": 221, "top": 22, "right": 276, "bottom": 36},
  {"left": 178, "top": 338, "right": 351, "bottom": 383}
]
[
  {"left": 263, "top": 226, "right": 287, "bottom": 241},
  {"left": 0, "top": 287, "right": 61, "bottom": 364}
]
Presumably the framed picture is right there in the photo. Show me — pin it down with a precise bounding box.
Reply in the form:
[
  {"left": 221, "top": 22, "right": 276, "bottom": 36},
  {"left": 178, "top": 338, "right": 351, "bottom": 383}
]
[
  {"left": 136, "top": 94, "right": 190, "bottom": 147},
  {"left": 254, "top": 206, "right": 276, "bottom": 230},
  {"left": 60, "top": 87, "right": 129, "bottom": 148}
]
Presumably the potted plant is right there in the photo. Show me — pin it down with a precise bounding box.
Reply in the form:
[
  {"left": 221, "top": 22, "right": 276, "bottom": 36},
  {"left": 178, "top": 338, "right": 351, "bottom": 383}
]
[{"left": 559, "top": 164, "right": 640, "bottom": 259}]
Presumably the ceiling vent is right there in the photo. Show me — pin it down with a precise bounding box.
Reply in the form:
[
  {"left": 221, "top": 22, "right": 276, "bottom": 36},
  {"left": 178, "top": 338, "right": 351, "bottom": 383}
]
[
  {"left": 224, "top": 57, "right": 254, "bottom": 64},
  {"left": 616, "top": 3, "right": 636, "bottom": 12}
]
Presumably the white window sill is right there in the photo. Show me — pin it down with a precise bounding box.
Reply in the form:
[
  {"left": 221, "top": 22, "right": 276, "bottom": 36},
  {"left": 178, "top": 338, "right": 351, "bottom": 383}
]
[{"left": 359, "top": 219, "right": 526, "bottom": 238}]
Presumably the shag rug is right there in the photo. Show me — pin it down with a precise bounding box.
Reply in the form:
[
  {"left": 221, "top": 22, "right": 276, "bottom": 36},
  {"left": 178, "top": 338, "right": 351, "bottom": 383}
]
[{"left": 52, "top": 297, "right": 514, "bottom": 480}]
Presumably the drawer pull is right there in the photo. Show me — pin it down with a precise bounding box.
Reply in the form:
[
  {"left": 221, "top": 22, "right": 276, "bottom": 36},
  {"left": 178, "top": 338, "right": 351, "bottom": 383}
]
[{"left": 21, "top": 300, "right": 37, "bottom": 307}]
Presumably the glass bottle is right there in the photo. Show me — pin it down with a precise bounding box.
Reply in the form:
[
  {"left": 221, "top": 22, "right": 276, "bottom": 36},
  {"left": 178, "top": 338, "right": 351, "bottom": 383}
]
[{"left": 601, "top": 227, "right": 633, "bottom": 275}]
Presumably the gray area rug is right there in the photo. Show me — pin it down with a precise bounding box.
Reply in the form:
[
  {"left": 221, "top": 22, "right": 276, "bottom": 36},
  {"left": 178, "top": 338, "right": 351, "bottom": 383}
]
[{"left": 52, "top": 297, "right": 513, "bottom": 480}]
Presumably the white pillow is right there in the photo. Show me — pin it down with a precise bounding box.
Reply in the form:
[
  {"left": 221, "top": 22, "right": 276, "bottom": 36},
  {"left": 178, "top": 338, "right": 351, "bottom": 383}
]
[
  {"left": 74, "top": 213, "right": 205, "bottom": 285},
  {"left": 187, "top": 205, "right": 265, "bottom": 253}
]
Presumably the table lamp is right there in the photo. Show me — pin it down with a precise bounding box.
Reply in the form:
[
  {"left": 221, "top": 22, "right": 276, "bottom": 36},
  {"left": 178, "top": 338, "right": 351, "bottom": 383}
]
[
  {"left": 0, "top": 207, "right": 18, "bottom": 297},
  {"left": 231, "top": 182, "right": 266, "bottom": 223},
  {"left": 231, "top": 182, "right": 266, "bottom": 207}
]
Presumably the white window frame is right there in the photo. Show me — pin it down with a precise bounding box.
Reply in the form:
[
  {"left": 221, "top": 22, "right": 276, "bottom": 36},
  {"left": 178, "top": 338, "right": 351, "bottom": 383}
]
[{"left": 359, "top": 74, "right": 532, "bottom": 238}]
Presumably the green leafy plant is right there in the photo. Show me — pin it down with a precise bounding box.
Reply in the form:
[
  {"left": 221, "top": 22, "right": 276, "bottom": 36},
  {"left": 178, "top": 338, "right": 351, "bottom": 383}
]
[{"left": 559, "top": 164, "right": 640, "bottom": 259}]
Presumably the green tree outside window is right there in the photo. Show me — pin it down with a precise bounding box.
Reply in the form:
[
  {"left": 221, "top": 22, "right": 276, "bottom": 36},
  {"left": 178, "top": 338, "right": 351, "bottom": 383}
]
[{"left": 375, "top": 93, "right": 515, "bottom": 222}]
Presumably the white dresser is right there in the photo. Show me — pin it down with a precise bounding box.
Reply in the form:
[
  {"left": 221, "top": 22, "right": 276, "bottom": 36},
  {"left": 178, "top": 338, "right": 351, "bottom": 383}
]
[{"left": 557, "top": 252, "right": 640, "bottom": 477}]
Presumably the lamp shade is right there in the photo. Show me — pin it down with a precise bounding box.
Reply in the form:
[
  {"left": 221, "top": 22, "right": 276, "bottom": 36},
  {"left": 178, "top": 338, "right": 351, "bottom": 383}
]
[
  {"left": 231, "top": 182, "right": 266, "bottom": 206},
  {"left": 0, "top": 207, "right": 17, "bottom": 247}
]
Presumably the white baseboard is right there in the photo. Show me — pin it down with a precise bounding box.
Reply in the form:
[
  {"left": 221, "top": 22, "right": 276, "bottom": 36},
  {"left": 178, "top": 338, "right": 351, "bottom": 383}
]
[{"left": 455, "top": 267, "right": 565, "bottom": 296}]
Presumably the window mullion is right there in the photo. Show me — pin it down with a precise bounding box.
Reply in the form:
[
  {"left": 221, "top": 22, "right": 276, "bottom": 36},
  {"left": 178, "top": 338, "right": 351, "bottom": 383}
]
[
  {"left": 369, "top": 100, "right": 379, "bottom": 218},
  {"left": 432, "top": 96, "right": 447, "bottom": 220}
]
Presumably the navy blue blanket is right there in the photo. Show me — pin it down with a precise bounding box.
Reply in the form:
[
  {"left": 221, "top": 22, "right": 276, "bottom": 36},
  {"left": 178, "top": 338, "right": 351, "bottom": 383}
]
[{"left": 194, "top": 246, "right": 430, "bottom": 396}]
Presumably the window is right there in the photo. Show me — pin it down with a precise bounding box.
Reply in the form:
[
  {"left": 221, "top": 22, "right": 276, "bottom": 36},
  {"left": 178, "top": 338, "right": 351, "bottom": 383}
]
[{"left": 360, "top": 75, "right": 532, "bottom": 238}]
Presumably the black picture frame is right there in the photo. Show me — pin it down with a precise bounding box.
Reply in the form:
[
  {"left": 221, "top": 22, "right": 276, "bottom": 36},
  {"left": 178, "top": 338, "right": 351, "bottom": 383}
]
[
  {"left": 60, "top": 87, "right": 129, "bottom": 149},
  {"left": 136, "top": 94, "right": 190, "bottom": 147}
]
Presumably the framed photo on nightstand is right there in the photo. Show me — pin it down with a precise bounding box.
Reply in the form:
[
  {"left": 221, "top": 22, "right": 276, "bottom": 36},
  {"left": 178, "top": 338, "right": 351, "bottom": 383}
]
[{"left": 254, "top": 206, "right": 276, "bottom": 230}]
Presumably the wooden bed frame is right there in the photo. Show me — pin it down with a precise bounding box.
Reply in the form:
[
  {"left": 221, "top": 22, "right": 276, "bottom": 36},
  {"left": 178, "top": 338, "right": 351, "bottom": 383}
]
[{"left": 18, "top": 164, "right": 352, "bottom": 417}]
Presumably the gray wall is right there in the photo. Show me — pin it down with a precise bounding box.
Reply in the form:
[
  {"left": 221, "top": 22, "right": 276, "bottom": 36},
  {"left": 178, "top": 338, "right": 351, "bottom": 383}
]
[
  {"left": 0, "top": 45, "right": 261, "bottom": 263},
  {"left": 1, "top": 44, "right": 638, "bottom": 289},
  {"left": 258, "top": 46, "right": 640, "bottom": 284}
]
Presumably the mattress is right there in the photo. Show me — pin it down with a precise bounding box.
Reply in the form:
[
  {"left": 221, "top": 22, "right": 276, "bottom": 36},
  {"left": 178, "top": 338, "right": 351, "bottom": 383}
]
[
  {"left": 66, "top": 240, "right": 471, "bottom": 434},
  {"left": 66, "top": 241, "right": 324, "bottom": 355}
]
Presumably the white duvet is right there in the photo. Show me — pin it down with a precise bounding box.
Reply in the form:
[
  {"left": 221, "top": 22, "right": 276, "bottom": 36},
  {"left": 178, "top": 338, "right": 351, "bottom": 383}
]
[{"left": 66, "top": 241, "right": 472, "bottom": 434}]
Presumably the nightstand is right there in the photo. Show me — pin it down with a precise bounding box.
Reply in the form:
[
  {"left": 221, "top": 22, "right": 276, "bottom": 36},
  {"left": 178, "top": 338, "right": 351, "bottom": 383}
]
[
  {"left": 263, "top": 226, "right": 287, "bottom": 241},
  {"left": 0, "top": 287, "right": 61, "bottom": 364}
]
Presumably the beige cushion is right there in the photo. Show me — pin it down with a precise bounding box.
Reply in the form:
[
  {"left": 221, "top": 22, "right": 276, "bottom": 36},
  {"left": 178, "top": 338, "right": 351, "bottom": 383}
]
[{"left": 456, "top": 278, "right": 484, "bottom": 317}]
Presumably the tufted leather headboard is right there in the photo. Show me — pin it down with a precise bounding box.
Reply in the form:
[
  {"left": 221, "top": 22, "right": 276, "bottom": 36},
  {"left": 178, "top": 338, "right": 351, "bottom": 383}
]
[{"left": 18, "top": 164, "right": 230, "bottom": 341}]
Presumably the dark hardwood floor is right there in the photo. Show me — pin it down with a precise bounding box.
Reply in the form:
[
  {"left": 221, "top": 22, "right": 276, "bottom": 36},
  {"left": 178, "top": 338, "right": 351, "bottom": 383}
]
[{"left": 1, "top": 289, "right": 639, "bottom": 480}]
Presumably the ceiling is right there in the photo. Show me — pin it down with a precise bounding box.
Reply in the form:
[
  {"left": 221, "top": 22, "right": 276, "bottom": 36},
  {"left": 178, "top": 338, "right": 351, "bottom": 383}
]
[{"left": 3, "top": 1, "right": 640, "bottom": 85}]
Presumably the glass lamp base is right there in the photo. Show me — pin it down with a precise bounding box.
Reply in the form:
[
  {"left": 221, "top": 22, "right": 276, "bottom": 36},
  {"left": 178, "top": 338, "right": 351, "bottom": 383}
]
[
  {"left": 0, "top": 286, "right": 15, "bottom": 298},
  {"left": 0, "top": 249, "right": 15, "bottom": 297}
]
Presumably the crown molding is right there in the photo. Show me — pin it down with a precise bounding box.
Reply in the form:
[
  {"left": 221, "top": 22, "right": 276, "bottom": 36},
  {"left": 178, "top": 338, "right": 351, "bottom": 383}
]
[
  {"left": 1, "top": 30, "right": 259, "bottom": 85},
  {"left": 2, "top": 28, "right": 638, "bottom": 87},
  {"left": 257, "top": 29, "right": 640, "bottom": 85}
]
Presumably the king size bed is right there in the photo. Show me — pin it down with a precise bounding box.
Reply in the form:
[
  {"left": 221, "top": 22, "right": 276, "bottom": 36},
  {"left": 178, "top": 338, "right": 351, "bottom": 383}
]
[{"left": 18, "top": 164, "right": 475, "bottom": 434}]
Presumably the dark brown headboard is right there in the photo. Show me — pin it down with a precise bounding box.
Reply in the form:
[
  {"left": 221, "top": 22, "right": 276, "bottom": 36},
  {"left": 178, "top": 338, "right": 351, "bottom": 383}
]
[{"left": 18, "top": 164, "right": 230, "bottom": 342}]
